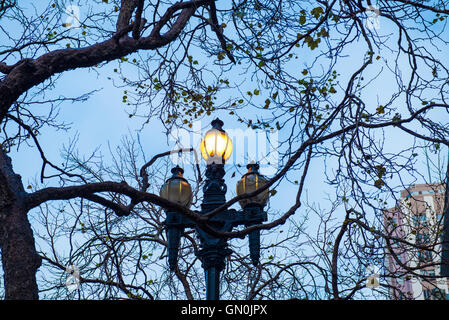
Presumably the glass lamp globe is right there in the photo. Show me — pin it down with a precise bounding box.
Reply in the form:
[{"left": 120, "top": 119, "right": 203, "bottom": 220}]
[
  {"left": 236, "top": 162, "right": 269, "bottom": 208},
  {"left": 160, "top": 166, "right": 193, "bottom": 208},
  {"left": 200, "top": 118, "right": 233, "bottom": 164}
]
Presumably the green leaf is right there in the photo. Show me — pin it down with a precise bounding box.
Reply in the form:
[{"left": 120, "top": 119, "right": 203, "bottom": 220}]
[
  {"left": 392, "top": 113, "right": 401, "bottom": 122},
  {"left": 374, "top": 179, "right": 385, "bottom": 189},
  {"left": 264, "top": 99, "right": 271, "bottom": 109},
  {"left": 376, "top": 105, "right": 385, "bottom": 114},
  {"left": 375, "top": 165, "right": 386, "bottom": 178},
  {"left": 318, "top": 27, "right": 329, "bottom": 37},
  {"left": 275, "top": 121, "right": 281, "bottom": 130},
  {"left": 311, "top": 7, "right": 324, "bottom": 19}
]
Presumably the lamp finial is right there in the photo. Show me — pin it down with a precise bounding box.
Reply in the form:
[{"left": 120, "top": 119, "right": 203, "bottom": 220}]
[{"left": 211, "top": 118, "right": 224, "bottom": 130}]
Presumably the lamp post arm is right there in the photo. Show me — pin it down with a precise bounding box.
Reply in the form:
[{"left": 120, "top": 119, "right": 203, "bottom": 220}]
[
  {"left": 201, "top": 144, "right": 312, "bottom": 238},
  {"left": 202, "top": 141, "right": 312, "bottom": 220},
  {"left": 204, "top": 138, "right": 317, "bottom": 222}
]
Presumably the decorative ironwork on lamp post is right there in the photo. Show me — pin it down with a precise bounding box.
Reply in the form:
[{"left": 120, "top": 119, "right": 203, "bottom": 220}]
[{"left": 160, "top": 118, "right": 270, "bottom": 300}]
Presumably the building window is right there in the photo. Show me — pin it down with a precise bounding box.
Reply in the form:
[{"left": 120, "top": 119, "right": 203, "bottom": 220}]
[
  {"left": 422, "top": 288, "right": 445, "bottom": 300},
  {"left": 413, "top": 215, "right": 427, "bottom": 226},
  {"left": 398, "top": 292, "right": 406, "bottom": 300},
  {"left": 432, "top": 288, "right": 446, "bottom": 300},
  {"left": 416, "top": 233, "right": 430, "bottom": 244},
  {"left": 387, "top": 217, "right": 398, "bottom": 229},
  {"left": 418, "top": 250, "right": 433, "bottom": 262}
]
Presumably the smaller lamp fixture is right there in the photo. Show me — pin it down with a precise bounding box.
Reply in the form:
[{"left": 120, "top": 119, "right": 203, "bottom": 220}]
[
  {"left": 200, "top": 118, "right": 233, "bottom": 164},
  {"left": 236, "top": 162, "right": 269, "bottom": 208},
  {"left": 159, "top": 166, "right": 193, "bottom": 208}
]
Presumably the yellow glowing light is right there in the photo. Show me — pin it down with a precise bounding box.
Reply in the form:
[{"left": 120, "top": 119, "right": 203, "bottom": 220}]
[
  {"left": 200, "top": 128, "right": 233, "bottom": 164},
  {"left": 159, "top": 167, "right": 193, "bottom": 208},
  {"left": 236, "top": 163, "right": 269, "bottom": 208}
]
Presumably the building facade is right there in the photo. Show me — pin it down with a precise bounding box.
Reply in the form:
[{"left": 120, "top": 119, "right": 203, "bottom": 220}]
[{"left": 384, "top": 183, "right": 447, "bottom": 300}]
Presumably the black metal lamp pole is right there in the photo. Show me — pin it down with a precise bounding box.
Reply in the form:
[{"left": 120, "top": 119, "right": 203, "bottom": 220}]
[
  {"left": 197, "top": 162, "right": 232, "bottom": 300},
  {"left": 161, "top": 118, "right": 269, "bottom": 300}
]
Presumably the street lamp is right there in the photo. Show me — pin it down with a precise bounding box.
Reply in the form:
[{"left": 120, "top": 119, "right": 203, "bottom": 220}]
[
  {"left": 160, "top": 166, "right": 193, "bottom": 207},
  {"left": 200, "top": 118, "right": 233, "bottom": 165},
  {"left": 160, "top": 118, "right": 269, "bottom": 300},
  {"left": 236, "top": 162, "right": 269, "bottom": 208},
  {"left": 160, "top": 166, "right": 193, "bottom": 271},
  {"left": 236, "top": 162, "right": 269, "bottom": 266}
]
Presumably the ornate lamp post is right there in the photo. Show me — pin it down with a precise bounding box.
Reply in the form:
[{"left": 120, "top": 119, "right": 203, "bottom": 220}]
[{"left": 160, "top": 118, "right": 270, "bottom": 300}]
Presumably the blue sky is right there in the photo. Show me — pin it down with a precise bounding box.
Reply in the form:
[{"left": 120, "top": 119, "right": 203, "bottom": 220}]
[
  {"left": 2, "top": 0, "right": 448, "bottom": 299},
  {"left": 6, "top": 0, "right": 447, "bottom": 251}
]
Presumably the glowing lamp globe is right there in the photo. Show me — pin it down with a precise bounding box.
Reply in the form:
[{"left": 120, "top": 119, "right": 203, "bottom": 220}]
[
  {"left": 236, "top": 162, "right": 269, "bottom": 208},
  {"left": 160, "top": 166, "right": 193, "bottom": 208},
  {"left": 200, "top": 118, "right": 233, "bottom": 164}
]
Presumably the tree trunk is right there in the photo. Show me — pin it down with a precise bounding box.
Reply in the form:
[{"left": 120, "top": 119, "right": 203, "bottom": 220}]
[{"left": 0, "top": 150, "right": 41, "bottom": 299}]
